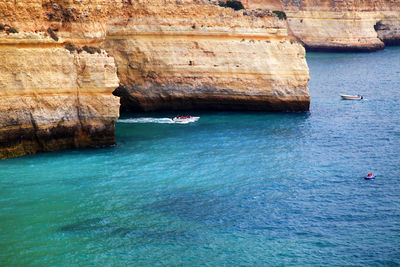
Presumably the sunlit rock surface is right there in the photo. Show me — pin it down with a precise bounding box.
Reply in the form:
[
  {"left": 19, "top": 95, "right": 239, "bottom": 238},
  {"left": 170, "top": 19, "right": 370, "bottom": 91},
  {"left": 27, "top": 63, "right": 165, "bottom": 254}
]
[
  {"left": 246, "top": 0, "right": 400, "bottom": 51},
  {"left": 0, "top": 0, "right": 310, "bottom": 159},
  {"left": 103, "top": 0, "right": 309, "bottom": 112},
  {"left": 0, "top": 34, "right": 119, "bottom": 159}
]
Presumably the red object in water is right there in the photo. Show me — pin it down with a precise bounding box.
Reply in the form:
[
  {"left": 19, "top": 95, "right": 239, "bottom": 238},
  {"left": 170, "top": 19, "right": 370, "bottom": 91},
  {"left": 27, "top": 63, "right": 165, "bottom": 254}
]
[{"left": 364, "top": 172, "right": 375, "bottom": 180}]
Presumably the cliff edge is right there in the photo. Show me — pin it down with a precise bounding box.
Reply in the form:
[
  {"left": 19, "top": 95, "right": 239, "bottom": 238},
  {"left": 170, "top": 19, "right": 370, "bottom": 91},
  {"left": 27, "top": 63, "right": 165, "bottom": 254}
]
[
  {"left": 247, "top": 0, "right": 400, "bottom": 51},
  {"left": 0, "top": 33, "right": 120, "bottom": 159},
  {"left": 0, "top": 0, "right": 310, "bottom": 159},
  {"left": 104, "top": 0, "right": 309, "bottom": 112}
]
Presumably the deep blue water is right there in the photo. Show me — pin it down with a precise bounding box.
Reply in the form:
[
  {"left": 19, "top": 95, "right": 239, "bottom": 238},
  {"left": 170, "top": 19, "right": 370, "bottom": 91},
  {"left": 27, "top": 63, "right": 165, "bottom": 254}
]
[{"left": 1, "top": 47, "right": 400, "bottom": 266}]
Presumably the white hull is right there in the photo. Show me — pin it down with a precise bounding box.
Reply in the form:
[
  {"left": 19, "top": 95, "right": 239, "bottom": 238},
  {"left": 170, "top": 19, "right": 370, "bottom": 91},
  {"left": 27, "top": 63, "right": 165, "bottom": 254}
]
[
  {"left": 172, "top": 117, "right": 200, "bottom": 123},
  {"left": 340, "top": 94, "right": 363, "bottom": 100}
]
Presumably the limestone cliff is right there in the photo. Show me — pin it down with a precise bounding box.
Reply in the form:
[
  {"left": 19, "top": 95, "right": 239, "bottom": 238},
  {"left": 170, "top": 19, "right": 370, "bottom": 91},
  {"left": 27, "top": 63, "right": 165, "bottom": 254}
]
[
  {"left": 0, "top": 0, "right": 120, "bottom": 159},
  {"left": 103, "top": 0, "right": 309, "bottom": 111},
  {"left": 246, "top": 0, "right": 400, "bottom": 51},
  {"left": 0, "top": 0, "right": 310, "bottom": 159},
  {"left": 0, "top": 33, "right": 119, "bottom": 159}
]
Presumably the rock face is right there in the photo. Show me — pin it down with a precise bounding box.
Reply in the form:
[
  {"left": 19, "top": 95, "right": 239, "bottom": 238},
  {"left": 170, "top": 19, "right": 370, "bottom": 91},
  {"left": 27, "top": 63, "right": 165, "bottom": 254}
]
[
  {"left": 246, "top": 0, "right": 400, "bottom": 51},
  {"left": 375, "top": 19, "right": 400, "bottom": 45},
  {"left": 0, "top": 34, "right": 119, "bottom": 159},
  {"left": 0, "top": 0, "right": 120, "bottom": 159},
  {"left": 103, "top": 0, "right": 309, "bottom": 112},
  {"left": 0, "top": 0, "right": 310, "bottom": 159}
]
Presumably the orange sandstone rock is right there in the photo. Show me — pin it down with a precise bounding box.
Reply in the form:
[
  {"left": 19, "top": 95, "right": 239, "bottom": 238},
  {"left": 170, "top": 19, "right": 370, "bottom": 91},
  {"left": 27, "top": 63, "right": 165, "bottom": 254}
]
[
  {"left": 0, "top": 0, "right": 310, "bottom": 159},
  {"left": 246, "top": 0, "right": 400, "bottom": 51},
  {"left": 0, "top": 34, "right": 119, "bottom": 159},
  {"left": 103, "top": 0, "right": 310, "bottom": 111}
]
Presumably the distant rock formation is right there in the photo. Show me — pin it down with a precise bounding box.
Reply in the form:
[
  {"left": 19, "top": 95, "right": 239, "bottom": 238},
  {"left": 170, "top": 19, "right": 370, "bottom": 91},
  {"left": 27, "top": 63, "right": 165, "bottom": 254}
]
[{"left": 246, "top": 0, "right": 400, "bottom": 51}]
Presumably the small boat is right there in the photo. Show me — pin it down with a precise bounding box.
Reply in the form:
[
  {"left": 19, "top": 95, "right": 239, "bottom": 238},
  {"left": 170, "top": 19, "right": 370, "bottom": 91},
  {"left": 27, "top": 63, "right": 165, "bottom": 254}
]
[
  {"left": 340, "top": 94, "right": 363, "bottom": 100},
  {"left": 172, "top": 116, "right": 200, "bottom": 123},
  {"left": 364, "top": 173, "right": 375, "bottom": 180}
]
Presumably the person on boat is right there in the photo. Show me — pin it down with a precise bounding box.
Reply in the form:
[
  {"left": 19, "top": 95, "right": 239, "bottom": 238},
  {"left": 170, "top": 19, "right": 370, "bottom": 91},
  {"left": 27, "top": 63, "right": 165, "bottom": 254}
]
[{"left": 366, "top": 172, "right": 373, "bottom": 178}]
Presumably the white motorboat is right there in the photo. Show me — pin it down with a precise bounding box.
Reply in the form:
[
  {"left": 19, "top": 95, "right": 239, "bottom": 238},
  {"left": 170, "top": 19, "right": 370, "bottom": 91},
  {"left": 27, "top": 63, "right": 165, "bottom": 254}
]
[
  {"left": 172, "top": 116, "right": 200, "bottom": 123},
  {"left": 340, "top": 94, "right": 363, "bottom": 100}
]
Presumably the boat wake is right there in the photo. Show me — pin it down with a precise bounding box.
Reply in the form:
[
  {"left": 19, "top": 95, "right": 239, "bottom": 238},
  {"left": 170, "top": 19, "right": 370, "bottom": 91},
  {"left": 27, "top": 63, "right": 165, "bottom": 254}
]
[
  {"left": 118, "top": 118, "right": 174, "bottom": 124},
  {"left": 118, "top": 117, "right": 198, "bottom": 124}
]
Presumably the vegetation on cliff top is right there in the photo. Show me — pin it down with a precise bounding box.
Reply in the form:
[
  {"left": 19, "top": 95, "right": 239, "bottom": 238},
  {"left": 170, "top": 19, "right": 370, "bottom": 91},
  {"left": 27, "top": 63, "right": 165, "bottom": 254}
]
[
  {"left": 0, "top": 23, "right": 19, "bottom": 34},
  {"left": 218, "top": 0, "right": 244, "bottom": 11},
  {"left": 8, "top": 27, "right": 18, "bottom": 33},
  {"left": 83, "top": 45, "right": 101, "bottom": 54},
  {"left": 272, "top": 10, "right": 287, "bottom": 20},
  {"left": 47, "top": 27, "right": 59, "bottom": 41},
  {"left": 65, "top": 43, "right": 101, "bottom": 54},
  {"left": 65, "top": 42, "right": 80, "bottom": 53}
]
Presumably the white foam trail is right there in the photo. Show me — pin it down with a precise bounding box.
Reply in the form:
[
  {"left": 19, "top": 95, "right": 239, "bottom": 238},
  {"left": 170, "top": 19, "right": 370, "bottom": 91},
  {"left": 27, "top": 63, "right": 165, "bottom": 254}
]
[
  {"left": 172, "top": 117, "right": 200, "bottom": 124},
  {"left": 118, "top": 117, "right": 200, "bottom": 124},
  {"left": 118, "top": 118, "right": 174, "bottom": 124}
]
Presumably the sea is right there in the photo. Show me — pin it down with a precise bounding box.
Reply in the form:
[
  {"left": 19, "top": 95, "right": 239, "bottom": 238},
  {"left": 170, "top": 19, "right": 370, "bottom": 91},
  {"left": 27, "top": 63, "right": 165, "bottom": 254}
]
[{"left": 1, "top": 47, "right": 399, "bottom": 266}]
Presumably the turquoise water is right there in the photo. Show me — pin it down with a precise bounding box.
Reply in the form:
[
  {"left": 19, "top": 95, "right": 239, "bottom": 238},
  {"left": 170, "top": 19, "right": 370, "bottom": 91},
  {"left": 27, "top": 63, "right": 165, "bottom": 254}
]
[{"left": 1, "top": 47, "right": 400, "bottom": 266}]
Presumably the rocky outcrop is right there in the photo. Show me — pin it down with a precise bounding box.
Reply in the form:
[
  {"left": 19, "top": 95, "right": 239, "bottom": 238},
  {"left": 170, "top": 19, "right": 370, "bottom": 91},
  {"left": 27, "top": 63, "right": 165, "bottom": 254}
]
[
  {"left": 0, "top": 0, "right": 120, "bottom": 159},
  {"left": 375, "top": 19, "right": 400, "bottom": 45},
  {"left": 246, "top": 0, "right": 400, "bottom": 51},
  {"left": 103, "top": 0, "right": 309, "bottom": 112},
  {"left": 0, "top": 0, "right": 310, "bottom": 159},
  {"left": 0, "top": 33, "right": 119, "bottom": 159}
]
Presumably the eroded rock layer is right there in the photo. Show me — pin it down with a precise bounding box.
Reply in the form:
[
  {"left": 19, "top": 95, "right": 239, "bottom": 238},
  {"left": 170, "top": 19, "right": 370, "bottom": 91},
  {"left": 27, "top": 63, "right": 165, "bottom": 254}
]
[
  {"left": 247, "top": 0, "right": 400, "bottom": 51},
  {"left": 0, "top": 0, "right": 120, "bottom": 159},
  {"left": 0, "top": 34, "right": 119, "bottom": 159},
  {"left": 1, "top": 0, "right": 310, "bottom": 158},
  {"left": 103, "top": 0, "right": 309, "bottom": 111}
]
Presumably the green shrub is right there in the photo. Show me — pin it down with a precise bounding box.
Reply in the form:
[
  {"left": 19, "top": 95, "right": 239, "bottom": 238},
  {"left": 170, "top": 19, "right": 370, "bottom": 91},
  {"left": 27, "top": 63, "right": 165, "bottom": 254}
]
[
  {"left": 8, "top": 27, "right": 18, "bottom": 33},
  {"left": 47, "top": 27, "right": 59, "bottom": 41},
  {"left": 226, "top": 0, "right": 244, "bottom": 10},
  {"left": 218, "top": 1, "right": 226, "bottom": 7},
  {"left": 65, "top": 42, "right": 76, "bottom": 52},
  {"left": 82, "top": 45, "right": 101, "bottom": 54},
  {"left": 272, "top": 10, "right": 287, "bottom": 20},
  {"left": 219, "top": 0, "right": 244, "bottom": 11}
]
